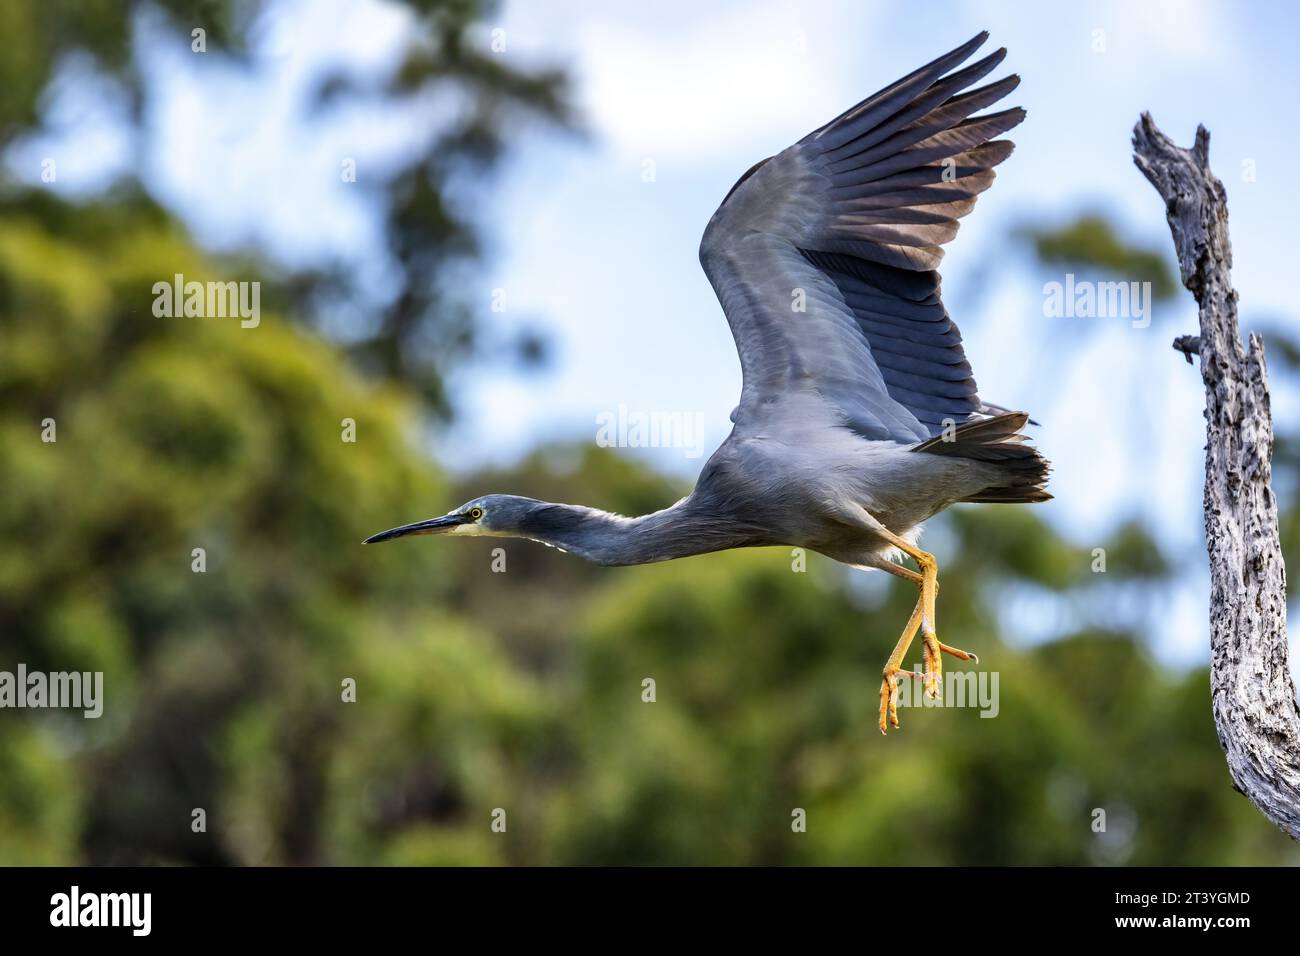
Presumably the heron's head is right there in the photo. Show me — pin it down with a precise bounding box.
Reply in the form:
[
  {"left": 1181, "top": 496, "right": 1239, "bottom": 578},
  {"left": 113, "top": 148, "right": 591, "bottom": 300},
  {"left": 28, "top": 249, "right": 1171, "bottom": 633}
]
[{"left": 363, "top": 495, "right": 543, "bottom": 544}]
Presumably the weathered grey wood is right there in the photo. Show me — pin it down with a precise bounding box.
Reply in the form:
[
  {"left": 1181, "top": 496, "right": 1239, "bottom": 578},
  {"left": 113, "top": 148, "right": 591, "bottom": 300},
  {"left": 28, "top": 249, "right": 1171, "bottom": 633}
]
[{"left": 1132, "top": 112, "right": 1300, "bottom": 839}]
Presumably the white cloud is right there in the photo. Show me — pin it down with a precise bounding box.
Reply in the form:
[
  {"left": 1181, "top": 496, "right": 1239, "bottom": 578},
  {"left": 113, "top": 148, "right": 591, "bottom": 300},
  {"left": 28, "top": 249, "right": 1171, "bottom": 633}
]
[
  {"left": 569, "top": 1, "right": 876, "bottom": 160},
  {"left": 1121, "top": 0, "right": 1235, "bottom": 63}
]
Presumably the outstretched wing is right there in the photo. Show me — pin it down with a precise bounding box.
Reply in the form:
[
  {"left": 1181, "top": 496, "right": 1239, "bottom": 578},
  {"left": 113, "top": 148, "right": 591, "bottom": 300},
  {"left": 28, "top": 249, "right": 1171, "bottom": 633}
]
[{"left": 700, "top": 32, "right": 1022, "bottom": 443}]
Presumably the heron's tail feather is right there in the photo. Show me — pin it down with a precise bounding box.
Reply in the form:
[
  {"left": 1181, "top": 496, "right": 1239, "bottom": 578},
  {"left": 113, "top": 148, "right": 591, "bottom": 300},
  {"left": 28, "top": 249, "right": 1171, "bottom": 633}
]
[{"left": 913, "top": 411, "right": 1052, "bottom": 503}]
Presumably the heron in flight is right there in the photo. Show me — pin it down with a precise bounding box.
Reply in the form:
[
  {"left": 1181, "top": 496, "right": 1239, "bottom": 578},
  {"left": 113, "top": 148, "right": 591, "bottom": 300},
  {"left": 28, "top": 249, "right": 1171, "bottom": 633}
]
[{"left": 366, "top": 33, "right": 1050, "bottom": 734}]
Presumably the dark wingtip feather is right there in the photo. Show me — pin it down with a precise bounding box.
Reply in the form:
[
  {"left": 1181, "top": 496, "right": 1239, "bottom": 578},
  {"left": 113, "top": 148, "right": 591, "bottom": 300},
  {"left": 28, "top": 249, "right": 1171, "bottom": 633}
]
[
  {"left": 987, "top": 139, "right": 1017, "bottom": 163},
  {"left": 810, "top": 32, "right": 996, "bottom": 151},
  {"left": 948, "top": 32, "right": 991, "bottom": 61}
]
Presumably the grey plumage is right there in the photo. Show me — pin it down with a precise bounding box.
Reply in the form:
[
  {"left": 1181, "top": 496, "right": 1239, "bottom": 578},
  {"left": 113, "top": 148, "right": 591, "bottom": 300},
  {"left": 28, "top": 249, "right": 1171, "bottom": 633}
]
[
  {"left": 366, "top": 34, "right": 1051, "bottom": 703},
  {"left": 699, "top": 30, "right": 1026, "bottom": 444}
]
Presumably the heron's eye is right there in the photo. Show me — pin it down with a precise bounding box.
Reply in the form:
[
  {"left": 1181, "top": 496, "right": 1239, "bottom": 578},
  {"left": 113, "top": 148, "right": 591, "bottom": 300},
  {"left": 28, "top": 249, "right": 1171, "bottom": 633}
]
[{"left": 467, "top": 507, "right": 484, "bottom": 520}]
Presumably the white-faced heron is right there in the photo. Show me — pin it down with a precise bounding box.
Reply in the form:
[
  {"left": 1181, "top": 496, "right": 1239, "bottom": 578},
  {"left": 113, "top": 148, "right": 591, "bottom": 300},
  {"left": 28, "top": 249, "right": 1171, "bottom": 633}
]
[{"left": 366, "top": 32, "right": 1051, "bottom": 734}]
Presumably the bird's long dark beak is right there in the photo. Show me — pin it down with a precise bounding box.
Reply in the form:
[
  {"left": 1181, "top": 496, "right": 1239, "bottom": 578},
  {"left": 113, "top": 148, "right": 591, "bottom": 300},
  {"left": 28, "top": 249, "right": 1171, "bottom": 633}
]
[{"left": 363, "top": 513, "right": 470, "bottom": 544}]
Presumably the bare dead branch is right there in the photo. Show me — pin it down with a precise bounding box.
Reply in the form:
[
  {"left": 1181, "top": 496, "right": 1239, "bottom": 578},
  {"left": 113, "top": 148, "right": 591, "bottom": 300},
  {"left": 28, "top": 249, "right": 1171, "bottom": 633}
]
[
  {"left": 1132, "top": 112, "right": 1300, "bottom": 839},
  {"left": 1172, "top": 334, "right": 1201, "bottom": 365}
]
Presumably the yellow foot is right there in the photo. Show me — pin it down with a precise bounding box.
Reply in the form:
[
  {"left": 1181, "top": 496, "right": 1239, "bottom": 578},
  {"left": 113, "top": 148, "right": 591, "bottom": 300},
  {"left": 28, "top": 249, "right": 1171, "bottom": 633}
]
[
  {"left": 920, "top": 633, "right": 979, "bottom": 699},
  {"left": 869, "top": 528, "right": 979, "bottom": 735},
  {"left": 878, "top": 632, "right": 979, "bottom": 735},
  {"left": 878, "top": 667, "right": 923, "bottom": 734}
]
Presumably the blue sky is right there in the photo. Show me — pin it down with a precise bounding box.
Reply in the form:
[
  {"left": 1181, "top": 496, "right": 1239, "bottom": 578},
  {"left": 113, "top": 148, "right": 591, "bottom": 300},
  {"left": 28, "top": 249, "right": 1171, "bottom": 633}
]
[{"left": 13, "top": 0, "right": 1300, "bottom": 669}]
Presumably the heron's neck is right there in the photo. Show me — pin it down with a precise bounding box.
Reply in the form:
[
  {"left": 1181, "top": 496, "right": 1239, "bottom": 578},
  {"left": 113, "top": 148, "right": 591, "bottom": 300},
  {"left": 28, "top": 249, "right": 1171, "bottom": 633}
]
[{"left": 517, "top": 495, "right": 738, "bottom": 566}]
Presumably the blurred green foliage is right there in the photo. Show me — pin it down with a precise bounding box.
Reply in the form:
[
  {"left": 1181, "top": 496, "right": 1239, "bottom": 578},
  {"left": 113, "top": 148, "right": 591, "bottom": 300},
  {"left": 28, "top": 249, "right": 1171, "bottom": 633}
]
[
  {"left": 1, "top": 0, "right": 574, "bottom": 417},
  {"left": 1, "top": 0, "right": 1298, "bottom": 867},
  {"left": 1018, "top": 213, "right": 1179, "bottom": 301}
]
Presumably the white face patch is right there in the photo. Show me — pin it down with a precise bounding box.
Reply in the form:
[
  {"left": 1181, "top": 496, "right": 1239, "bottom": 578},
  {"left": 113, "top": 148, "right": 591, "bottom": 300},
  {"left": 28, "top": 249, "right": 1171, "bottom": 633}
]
[{"left": 448, "top": 520, "right": 513, "bottom": 538}]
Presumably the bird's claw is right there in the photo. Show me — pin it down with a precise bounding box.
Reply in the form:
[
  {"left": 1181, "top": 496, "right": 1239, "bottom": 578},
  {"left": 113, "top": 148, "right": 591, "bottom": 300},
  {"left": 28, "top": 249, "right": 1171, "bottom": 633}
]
[
  {"left": 879, "top": 634, "right": 979, "bottom": 734},
  {"left": 922, "top": 631, "right": 979, "bottom": 698},
  {"left": 922, "top": 633, "right": 941, "bottom": 699},
  {"left": 878, "top": 667, "right": 922, "bottom": 734}
]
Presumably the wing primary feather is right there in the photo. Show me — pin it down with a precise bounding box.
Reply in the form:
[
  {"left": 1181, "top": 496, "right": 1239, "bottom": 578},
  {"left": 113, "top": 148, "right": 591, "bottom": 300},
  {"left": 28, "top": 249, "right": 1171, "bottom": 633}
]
[
  {"left": 699, "top": 35, "right": 1025, "bottom": 443},
  {"left": 807, "top": 32, "right": 990, "bottom": 151}
]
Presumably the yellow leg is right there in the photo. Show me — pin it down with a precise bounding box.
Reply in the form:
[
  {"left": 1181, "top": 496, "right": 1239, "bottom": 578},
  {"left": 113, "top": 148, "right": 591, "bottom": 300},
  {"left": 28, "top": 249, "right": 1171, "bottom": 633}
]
[
  {"left": 878, "top": 597, "right": 924, "bottom": 733},
  {"left": 873, "top": 532, "right": 977, "bottom": 734},
  {"left": 872, "top": 560, "right": 939, "bottom": 596}
]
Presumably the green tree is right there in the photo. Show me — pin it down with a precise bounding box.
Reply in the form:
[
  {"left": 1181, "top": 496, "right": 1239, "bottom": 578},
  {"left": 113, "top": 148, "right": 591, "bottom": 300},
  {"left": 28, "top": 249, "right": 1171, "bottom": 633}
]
[
  {"left": 0, "top": 193, "right": 532, "bottom": 864},
  {"left": 2, "top": 0, "right": 575, "bottom": 415}
]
